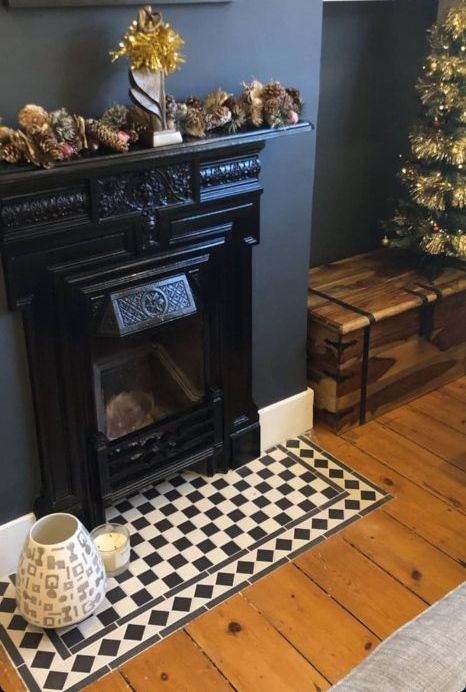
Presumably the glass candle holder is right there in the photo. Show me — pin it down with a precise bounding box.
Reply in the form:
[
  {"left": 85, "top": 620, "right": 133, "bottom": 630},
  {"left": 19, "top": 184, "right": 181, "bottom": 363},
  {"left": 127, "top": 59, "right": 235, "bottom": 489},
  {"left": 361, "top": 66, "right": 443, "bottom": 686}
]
[{"left": 90, "top": 523, "right": 131, "bottom": 577}]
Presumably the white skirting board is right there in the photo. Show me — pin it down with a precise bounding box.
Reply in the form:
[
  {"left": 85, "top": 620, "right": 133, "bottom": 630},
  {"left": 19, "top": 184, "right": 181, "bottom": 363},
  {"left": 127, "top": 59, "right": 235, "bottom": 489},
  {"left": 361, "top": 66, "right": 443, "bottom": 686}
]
[
  {"left": 0, "top": 512, "right": 35, "bottom": 578},
  {"left": 259, "top": 387, "right": 314, "bottom": 454},
  {"left": 0, "top": 389, "right": 314, "bottom": 577}
]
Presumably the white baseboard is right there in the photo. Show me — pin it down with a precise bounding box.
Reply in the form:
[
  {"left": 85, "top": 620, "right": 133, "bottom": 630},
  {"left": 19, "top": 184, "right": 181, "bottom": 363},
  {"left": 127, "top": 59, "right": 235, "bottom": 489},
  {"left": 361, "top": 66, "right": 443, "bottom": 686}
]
[
  {"left": 259, "top": 387, "right": 314, "bottom": 454},
  {"left": 0, "top": 512, "right": 35, "bottom": 578}
]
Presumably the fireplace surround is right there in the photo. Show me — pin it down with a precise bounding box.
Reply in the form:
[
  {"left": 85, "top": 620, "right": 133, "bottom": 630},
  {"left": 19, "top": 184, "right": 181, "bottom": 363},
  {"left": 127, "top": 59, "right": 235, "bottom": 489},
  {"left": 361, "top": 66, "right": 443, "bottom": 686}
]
[{"left": 0, "top": 123, "right": 310, "bottom": 528}]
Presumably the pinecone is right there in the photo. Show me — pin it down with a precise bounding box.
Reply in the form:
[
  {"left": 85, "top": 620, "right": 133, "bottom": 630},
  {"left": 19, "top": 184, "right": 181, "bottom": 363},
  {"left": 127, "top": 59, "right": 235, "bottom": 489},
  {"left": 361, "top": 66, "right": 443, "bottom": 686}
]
[
  {"left": 72, "top": 115, "right": 87, "bottom": 152},
  {"left": 18, "top": 104, "right": 49, "bottom": 133},
  {"left": 285, "top": 87, "right": 303, "bottom": 114},
  {"left": 224, "top": 97, "right": 247, "bottom": 134},
  {"left": 205, "top": 106, "right": 232, "bottom": 131},
  {"left": 0, "top": 140, "right": 23, "bottom": 164},
  {"left": 263, "top": 92, "right": 293, "bottom": 128},
  {"left": 85, "top": 119, "right": 129, "bottom": 152},
  {"left": 101, "top": 105, "right": 129, "bottom": 132},
  {"left": 204, "top": 89, "right": 230, "bottom": 113},
  {"left": 241, "top": 81, "right": 264, "bottom": 128},
  {"left": 30, "top": 129, "right": 63, "bottom": 168},
  {"left": 183, "top": 107, "right": 206, "bottom": 138},
  {"left": 262, "top": 81, "right": 287, "bottom": 102},
  {"left": 185, "top": 96, "right": 203, "bottom": 110},
  {"left": 0, "top": 125, "right": 14, "bottom": 144},
  {"left": 49, "top": 108, "right": 76, "bottom": 143}
]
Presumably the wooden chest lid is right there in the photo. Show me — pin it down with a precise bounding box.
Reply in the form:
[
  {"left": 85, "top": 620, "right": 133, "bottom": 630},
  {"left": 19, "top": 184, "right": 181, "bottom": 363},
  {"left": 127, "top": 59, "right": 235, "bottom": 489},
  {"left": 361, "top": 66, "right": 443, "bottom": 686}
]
[{"left": 308, "top": 250, "right": 466, "bottom": 335}]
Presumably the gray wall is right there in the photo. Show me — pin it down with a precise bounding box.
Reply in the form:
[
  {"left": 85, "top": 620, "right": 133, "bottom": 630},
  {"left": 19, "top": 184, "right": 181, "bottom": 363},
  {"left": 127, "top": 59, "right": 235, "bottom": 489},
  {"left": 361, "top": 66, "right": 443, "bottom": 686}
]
[
  {"left": 0, "top": 0, "right": 322, "bottom": 523},
  {"left": 311, "top": 0, "right": 438, "bottom": 267}
]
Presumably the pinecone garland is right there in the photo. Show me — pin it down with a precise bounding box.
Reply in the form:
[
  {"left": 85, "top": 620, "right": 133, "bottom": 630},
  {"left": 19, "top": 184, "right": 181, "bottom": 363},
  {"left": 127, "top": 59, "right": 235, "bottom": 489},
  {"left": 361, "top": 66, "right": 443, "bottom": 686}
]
[
  {"left": 185, "top": 96, "right": 203, "bottom": 110},
  {"left": 101, "top": 105, "right": 129, "bottom": 132},
  {"left": 241, "top": 81, "right": 264, "bottom": 128},
  {"left": 205, "top": 106, "right": 231, "bottom": 131},
  {"left": 285, "top": 87, "right": 303, "bottom": 114},
  {"left": 224, "top": 96, "right": 247, "bottom": 133},
  {"left": 0, "top": 140, "right": 23, "bottom": 164},
  {"left": 49, "top": 108, "right": 76, "bottom": 143},
  {"left": 18, "top": 104, "right": 49, "bottom": 134},
  {"left": 263, "top": 92, "right": 294, "bottom": 128},
  {"left": 262, "top": 81, "right": 286, "bottom": 102},
  {"left": 183, "top": 107, "right": 206, "bottom": 138},
  {"left": 85, "top": 119, "right": 129, "bottom": 152},
  {"left": 204, "top": 89, "right": 230, "bottom": 113}
]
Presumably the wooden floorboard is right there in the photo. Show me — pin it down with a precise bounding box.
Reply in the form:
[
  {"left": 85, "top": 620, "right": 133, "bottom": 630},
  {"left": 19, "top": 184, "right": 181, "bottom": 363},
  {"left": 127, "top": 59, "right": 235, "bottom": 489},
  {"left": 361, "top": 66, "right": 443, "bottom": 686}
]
[{"left": 3, "top": 377, "right": 466, "bottom": 691}]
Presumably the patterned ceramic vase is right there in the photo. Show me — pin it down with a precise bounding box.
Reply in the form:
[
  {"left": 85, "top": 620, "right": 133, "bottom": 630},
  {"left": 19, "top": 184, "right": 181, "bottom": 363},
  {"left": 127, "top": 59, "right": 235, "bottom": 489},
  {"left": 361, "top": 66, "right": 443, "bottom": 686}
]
[{"left": 16, "top": 513, "right": 106, "bottom": 628}]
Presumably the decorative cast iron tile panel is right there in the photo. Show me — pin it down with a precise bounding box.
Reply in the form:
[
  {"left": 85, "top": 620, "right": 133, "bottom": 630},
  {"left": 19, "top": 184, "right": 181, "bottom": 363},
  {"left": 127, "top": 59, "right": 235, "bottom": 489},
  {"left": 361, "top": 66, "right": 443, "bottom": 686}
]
[
  {"left": 97, "top": 163, "right": 192, "bottom": 219},
  {"left": 98, "top": 274, "right": 197, "bottom": 337},
  {"left": 200, "top": 155, "right": 261, "bottom": 189},
  {"left": 0, "top": 436, "right": 390, "bottom": 692},
  {"left": 0, "top": 189, "right": 89, "bottom": 229}
]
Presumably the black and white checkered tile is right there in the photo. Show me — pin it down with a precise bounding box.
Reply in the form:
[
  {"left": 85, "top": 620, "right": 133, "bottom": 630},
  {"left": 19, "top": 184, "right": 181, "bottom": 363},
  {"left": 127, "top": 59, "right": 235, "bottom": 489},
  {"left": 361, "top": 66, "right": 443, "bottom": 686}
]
[{"left": 0, "top": 436, "right": 390, "bottom": 691}]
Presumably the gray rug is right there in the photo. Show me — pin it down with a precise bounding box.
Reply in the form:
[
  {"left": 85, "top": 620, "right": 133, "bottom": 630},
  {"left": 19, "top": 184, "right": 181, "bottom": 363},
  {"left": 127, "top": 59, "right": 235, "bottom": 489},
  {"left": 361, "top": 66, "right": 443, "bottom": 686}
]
[{"left": 333, "top": 581, "right": 466, "bottom": 692}]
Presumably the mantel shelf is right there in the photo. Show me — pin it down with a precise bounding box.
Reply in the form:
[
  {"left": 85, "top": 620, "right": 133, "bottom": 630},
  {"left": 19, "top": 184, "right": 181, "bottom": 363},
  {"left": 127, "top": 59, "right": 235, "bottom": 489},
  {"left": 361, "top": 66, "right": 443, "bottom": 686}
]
[{"left": 0, "top": 121, "right": 313, "bottom": 186}]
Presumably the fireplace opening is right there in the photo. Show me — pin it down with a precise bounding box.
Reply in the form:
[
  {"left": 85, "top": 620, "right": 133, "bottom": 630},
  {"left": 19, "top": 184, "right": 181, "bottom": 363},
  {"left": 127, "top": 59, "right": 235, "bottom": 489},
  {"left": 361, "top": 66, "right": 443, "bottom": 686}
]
[{"left": 93, "top": 314, "right": 206, "bottom": 442}]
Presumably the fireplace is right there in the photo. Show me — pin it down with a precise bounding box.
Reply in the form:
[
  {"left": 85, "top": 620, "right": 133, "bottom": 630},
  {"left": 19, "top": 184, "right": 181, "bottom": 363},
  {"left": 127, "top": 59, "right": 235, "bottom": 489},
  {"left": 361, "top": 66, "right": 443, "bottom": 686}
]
[{"left": 0, "top": 124, "right": 310, "bottom": 527}]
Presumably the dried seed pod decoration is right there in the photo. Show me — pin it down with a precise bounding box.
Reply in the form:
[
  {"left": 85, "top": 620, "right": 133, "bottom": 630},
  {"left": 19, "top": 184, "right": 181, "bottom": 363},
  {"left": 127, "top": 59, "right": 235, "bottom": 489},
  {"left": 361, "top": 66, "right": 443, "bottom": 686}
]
[{"left": 18, "top": 104, "right": 50, "bottom": 134}]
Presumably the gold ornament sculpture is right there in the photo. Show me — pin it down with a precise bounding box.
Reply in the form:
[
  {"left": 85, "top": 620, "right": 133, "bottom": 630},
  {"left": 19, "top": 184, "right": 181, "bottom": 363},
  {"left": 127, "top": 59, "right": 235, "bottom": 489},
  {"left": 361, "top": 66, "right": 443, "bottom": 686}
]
[{"left": 111, "top": 6, "right": 184, "bottom": 146}]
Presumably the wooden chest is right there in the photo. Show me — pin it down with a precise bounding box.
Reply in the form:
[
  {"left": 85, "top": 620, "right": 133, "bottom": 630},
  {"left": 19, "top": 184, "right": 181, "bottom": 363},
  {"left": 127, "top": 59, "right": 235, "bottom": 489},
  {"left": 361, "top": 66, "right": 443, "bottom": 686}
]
[{"left": 307, "top": 250, "right": 466, "bottom": 433}]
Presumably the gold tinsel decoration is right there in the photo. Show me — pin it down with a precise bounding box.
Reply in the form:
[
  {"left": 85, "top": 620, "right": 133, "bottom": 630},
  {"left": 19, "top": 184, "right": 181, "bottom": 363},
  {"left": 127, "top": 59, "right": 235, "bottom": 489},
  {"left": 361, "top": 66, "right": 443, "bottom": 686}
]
[
  {"left": 450, "top": 232, "right": 466, "bottom": 257},
  {"left": 410, "top": 129, "right": 466, "bottom": 166},
  {"left": 421, "top": 230, "right": 448, "bottom": 255},
  {"left": 110, "top": 12, "right": 185, "bottom": 74}
]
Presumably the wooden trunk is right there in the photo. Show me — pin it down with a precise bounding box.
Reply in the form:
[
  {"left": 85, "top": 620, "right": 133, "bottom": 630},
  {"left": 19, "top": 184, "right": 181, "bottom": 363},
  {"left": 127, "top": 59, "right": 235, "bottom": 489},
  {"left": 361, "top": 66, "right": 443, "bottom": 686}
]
[{"left": 307, "top": 250, "right": 466, "bottom": 433}]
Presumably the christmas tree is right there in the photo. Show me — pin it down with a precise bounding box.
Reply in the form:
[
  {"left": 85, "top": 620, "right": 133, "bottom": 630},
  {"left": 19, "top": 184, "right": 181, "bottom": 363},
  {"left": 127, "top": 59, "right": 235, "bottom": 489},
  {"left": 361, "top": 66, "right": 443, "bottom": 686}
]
[{"left": 384, "top": 1, "right": 466, "bottom": 266}]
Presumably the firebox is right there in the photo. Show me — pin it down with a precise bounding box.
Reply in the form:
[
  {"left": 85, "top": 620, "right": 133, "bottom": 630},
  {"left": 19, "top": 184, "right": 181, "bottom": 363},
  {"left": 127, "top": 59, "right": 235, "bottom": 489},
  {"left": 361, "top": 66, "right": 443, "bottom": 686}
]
[{"left": 0, "top": 123, "right": 311, "bottom": 527}]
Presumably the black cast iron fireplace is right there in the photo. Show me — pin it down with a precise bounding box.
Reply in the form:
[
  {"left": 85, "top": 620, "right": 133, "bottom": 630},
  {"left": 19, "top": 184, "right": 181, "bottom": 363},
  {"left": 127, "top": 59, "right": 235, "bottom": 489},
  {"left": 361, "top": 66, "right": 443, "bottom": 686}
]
[{"left": 0, "top": 123, "right": 310, "bottom": 528}]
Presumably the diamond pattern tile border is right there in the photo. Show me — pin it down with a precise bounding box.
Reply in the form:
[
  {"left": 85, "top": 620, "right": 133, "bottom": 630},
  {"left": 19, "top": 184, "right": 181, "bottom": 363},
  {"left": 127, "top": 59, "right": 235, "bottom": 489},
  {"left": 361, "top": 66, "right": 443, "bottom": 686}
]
[{"left": 0, "top": 435, "right": 390, "bottom": 691}]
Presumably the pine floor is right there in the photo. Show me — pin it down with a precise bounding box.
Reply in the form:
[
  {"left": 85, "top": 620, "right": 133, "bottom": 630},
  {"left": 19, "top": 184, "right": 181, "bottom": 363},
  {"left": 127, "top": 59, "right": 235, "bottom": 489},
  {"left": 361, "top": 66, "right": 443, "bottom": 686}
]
[{"left": 1, "top": 378, "right": 465, "bottom": 692}]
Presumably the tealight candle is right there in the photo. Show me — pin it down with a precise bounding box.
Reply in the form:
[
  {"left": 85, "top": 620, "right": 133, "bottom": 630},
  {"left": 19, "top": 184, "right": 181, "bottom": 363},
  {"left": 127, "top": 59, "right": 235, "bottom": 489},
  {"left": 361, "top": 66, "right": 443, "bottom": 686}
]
[{"left": 90, "top": 523, "right": 130, "bottom": 577}]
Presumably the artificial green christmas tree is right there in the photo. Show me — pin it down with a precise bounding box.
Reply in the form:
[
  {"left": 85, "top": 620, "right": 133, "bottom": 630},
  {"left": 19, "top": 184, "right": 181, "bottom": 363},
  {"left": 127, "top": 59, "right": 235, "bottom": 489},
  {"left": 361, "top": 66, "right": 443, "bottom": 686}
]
[{"left": 384, "top": 1, "right": 466, "bottom": 268}]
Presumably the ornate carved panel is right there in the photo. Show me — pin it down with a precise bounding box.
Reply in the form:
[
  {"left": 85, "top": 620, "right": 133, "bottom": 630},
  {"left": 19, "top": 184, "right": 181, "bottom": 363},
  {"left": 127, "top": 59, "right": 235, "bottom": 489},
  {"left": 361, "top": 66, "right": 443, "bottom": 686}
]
[
  {"left": 0, "top": 189, "right": 89, "bottom": 229},
  {"left": 97, "top": 163, "right": 192, "bottom": 220},
  {"left": 98, "top": 274, "right": 197, "bottom": 336},
  {"left": 200, "top": 155, "right": 261, "bottom": 189}
]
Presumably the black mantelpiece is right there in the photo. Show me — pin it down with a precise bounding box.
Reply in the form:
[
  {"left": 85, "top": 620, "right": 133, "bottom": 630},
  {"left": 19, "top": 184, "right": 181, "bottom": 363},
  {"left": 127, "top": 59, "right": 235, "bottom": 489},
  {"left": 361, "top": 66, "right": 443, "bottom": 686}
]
[{"left": 0, "top": 123, "right": 311, "bottom": 528}]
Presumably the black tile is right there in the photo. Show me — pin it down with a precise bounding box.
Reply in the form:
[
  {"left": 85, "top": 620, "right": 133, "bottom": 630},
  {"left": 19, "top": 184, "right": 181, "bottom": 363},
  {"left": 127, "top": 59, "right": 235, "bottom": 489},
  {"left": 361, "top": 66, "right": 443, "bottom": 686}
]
[
  {"left": 160, "top": 503, "right": 178, "bottom": 517},
  {"left": 150, "top": 535, "right": 168, "bottom": 550},
  {"left": 286, "top": 439, "right": 299, "bottom": 448},
  {"left": 98, "top": 607, "right": 119, "bottom": 626},
  {"left": 329, "top": 469, "right": 344, "bottom": 479},
  {"left": 248, "top": 526, "right": 267, "bottom": 541},
  {"left": 106, "top": 586, "right": 126, "bottom": 604},
  {"left": 198, "top": 539, "right": 216, "bottom": 553},
  {"left": 258, "top": 467, "right": 274, "bottom": 479},
  {"left": 135, "top": 501, "right": 154, "bottom": 515},
  {"left": 274, "top": 512, "right": 292, "bottom": 526},
  {"left": 131, "top": 534, "right": 144, "bottom": 548},
  {"left": 294, "top": 528, "right": 311, "bottom": 541},
  {"left": 43, "top": 671, "right": 67, "bottom": 690},
  {"left": 163, "top": 572, "right": 183, "bottom": 589},
  {"left": 31, "top": 651, "right": 55, "bottom": 669},
  {"left": 344, "top": 480, "right": 360, "bottom": 490},
  {"left": 138, "top": 570, "right": 157, "bottom": 586},
  {"left": 300, "top": 485, "right": 318, "bottom": 498},
  {"left": 212, "top": 478, "right": 228, "bottom": 490},
  {"left": 61, "top": 628, "right": 84, "bottom": 649},
  {"left": 251, "top": 510, "right": 267, "bottom": 524},
  {"left": 237, "top": 561, "right": 255, "bottom": 575},
  {"left": 301, "top": 471, "right": 317, "bottom": 483},
  {"left": 228, "top": 509, "right": 246, "bottom": 522},
  {"left": 276, "top": 482, "right": 293, "bottom": 495},
  {"left": 125, "top": 624, "right": 145, "bottom": 641},
  {"left": 169, "top": 475, "right": 186, "bottom": 487},
  {"left": 143, "top": 487, "right": 160, "bottom": 500},
  {"left": 172, "top": 597, "right": 192, "bottom": 612},
  {"left": 225, "top": 524, "right": 242, "bottom": 539},
  {"left": 19, "top": 632, "right": 43, "bottom": 649},
  {"left": 177, "top": 522, "right": 195, "bottom": 537},
  {"left": 312, "top": 518, "right": 328, "bottom": 529},
  {"left": 0, "top": 598, "right": 16, "bottom": 613},
  {"left": 0, "top": 582, "right": 8, "bottom": 596},
  {"left": 252, "top": 495, "right": 269, "bottom": 509},
  {"left": 216, "top": 572, "right": 235, "bottom": 586},
  {"left": 187, "top": 490, "right": 203, "bottom": 503},
  {"left": 329, "top": 509, "right": 344, "bottom": 520},
  {"left": 205, "top": 507, "right": 222, "bottom": 520},
  {"left": 165, "top": 488, "right": 182, "bottom": 502},
  {"left": 209, "top": 492, "right": 226, "bottom": 504},
  {"left": 222, "top": 541, "right": 241, "bottom": 557},
  {"left": 145, "top": 552, "right": 163, "bottom": 568},
  {"left": 278, "top": 469, "right": 294, "bottom": 481},
  {"left": 200, "top": 522, "right": 218, "bottom": 538},
  {"left": 149, "top": 609, "right": 169, "bottom": 627},
  {"left": 155, "top": 518, "right": 173, "bottom": 532},
  {"left": 8, "top": 614, "right": 28, "bottom": 631},
  {"left": 298, "top": 499, "right": 316, "bottom": 513},
  {"left": 256, "top": 481, "right": 273, "bottom": 494},
  {"left": 233, "top": 479, "right": 249, "bottom": 491},
  {"left": 345, "top": 500, "right": 360, "bottom": 510},
  {"left": 98, "top": 638, "right": 121, "bottom": 657},
  {"left": 257, "top": 549, "right": 274, "bottom": 563},
  {"left": 361, "top": 490, "right": 377, "bottom": 501},
  {"left": 183, "top": 505, "right": 201, "bottom": 519},
  {"left": 193, "top": 556, "right": 213, "bottom": 572},
  {"left": 275, "top": 538, "right": 292, "bottom": 551},
  {"left": 195, "top": 583, "right": 214, "bottom": 599},
  {"left": 168, "top": 554, "right": 188, "bottom": 569},
  {"left": 190, "top": 476, "right": 207, "bottom": 489},
  {"left": 276, "top": 497, "right": 293, "bottom": 510},
  {"left": 71, "top": 655, "right": 94, "bottom": 673},
  {"left": 133, "top": 517, "right": 150, "bottom": 531},
  {"left": 131, "top": 589, "right": 152, "bottom": 607},
  {"left": 314, "top": 459, "right": 329, "bottom": 469}
]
